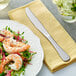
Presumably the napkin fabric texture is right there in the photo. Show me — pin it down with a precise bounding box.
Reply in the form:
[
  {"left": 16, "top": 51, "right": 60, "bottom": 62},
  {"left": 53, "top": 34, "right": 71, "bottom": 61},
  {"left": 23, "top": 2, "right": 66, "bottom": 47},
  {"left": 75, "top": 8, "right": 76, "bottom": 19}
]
[{"left": 8, "top": 0, "right": 76, "bottom": 72}]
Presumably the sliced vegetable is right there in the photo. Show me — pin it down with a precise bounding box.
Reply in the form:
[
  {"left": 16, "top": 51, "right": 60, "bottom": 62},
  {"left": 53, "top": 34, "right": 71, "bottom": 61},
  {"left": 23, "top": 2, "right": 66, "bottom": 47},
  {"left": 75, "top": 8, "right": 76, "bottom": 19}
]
[
  {"left": 6, "top": 70, "right": 13, "bottom": 76},
  {"left": 1, "top": 52, "right": 5, "bottom": 61},
  {"left": 0, "top": 72, "right": 5, "bottom": 76},
  {"left": 0, "top": 34, "right": 6, "bottom": 37},
  {"left": 25, "top": 41, "right": 28, "bottom": 44},
  {"left": 0, "top": 49, "right": 2, "bottom": 54}
]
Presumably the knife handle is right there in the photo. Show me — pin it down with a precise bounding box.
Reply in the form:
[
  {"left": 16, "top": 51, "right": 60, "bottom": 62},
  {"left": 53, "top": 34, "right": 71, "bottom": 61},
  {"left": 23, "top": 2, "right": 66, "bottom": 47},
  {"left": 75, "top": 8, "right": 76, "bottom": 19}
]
[{"left": 47, "top": 34, "right": 70, "bottom": 62}]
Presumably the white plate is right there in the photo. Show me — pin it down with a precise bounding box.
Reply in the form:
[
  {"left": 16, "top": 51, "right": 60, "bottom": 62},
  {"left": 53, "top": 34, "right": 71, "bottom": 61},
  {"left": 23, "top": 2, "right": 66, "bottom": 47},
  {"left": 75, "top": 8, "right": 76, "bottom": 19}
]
[{"left": 0, "top": 20, "right": 44, "bottom": 76}]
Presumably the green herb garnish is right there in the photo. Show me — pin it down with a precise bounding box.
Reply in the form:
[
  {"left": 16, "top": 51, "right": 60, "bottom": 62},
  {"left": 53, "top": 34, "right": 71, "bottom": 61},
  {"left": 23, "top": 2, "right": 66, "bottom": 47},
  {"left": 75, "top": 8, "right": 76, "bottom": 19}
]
[
  {"left": 11, "top": 66, "right": 25, "bottom": 76},
  {"left": 25, "top": 41, "right": 28, "bottom": 44},
  {"left": 21, "top": 32, "right": 24, "bottom": 35},
  {"left": 32, "top": 52, "right": 37, "bottom": 56},
  {"left": 23, "top": 51, "right": 31, "bottom": 58},
  {"left": 22, "top": 36, "right": 24, "bottom": 39},
  {"left": 5, "top": 53, "right": 9, "bottom": 56},
  {"left": 0, "top": 42, "right": 2, "bottom": 45},
  {"left": 0, "top": 72, "right": 5, "bottom": 76},
  {"left": 5, "top": 26, "right": 8, "bottom": 30}
]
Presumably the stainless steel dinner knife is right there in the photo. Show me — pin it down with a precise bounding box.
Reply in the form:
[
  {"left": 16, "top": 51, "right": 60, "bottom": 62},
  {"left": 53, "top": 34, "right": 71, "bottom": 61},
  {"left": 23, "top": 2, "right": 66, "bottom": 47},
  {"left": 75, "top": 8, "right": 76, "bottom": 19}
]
[{"left": 25, "top": 7, "right": 70, "bottom": 62}]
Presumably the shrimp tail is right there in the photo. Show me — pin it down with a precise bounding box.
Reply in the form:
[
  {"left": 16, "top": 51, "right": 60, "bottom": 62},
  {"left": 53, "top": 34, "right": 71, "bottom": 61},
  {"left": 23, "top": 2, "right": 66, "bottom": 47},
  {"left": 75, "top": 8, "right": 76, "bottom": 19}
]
[{"left": 25, "top": 45, "right": 30, "bottom": 50}]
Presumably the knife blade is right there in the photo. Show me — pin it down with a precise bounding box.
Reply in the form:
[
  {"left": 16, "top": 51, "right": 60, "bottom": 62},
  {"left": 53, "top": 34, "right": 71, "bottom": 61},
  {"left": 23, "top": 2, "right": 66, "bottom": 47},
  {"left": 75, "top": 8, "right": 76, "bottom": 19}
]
[{"left": 25, "top": 7, "right": 70, "bottom": 62}]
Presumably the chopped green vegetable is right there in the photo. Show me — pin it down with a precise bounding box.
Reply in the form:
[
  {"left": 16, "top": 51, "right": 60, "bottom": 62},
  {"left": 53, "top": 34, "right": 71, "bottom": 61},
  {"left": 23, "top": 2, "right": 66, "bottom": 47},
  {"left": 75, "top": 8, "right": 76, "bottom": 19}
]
[
  {"left": 11, "top": 66, "right": 25, "bottom": 76},
  {"left": 8, "top": 68, "right": 11, "bottom": 70},
  {"left": 12, "top": 31, "right": 16, "bottom": 35},
  {"left": 25, "top": 41, "right": 28, "bottom": 44},
  {"left": 23, "top": 51, "right": 31, "bottom": 58},
  {"left": 0, "top": 72, "right": 5, "bottom": 76},
  {"left": 2, "top": 49, "right": 5, "bottom": 52},
  {"left": 0, "top": 42, "right": 3, "bottom": 47},
  {"left": 71, "top": 3, "right": 76, "bottom": 11},
  {"left": 8, "top": 27, "right": 11, "bottom": 31},
  {"left": 21, "top": 32, "right": 24, "bottom": 35},
  {"left": 72, "top": 3, "right": 76, "bottom": 7},
  {"left": 0, "top": 55, "right": 2, "bottom": 59},
  {"left": 5, "top": 65, "right": 9, "bottom": 70},
  {"left": 5, "top": 26, "right": 8, "bottom": 30},
  {"left": 5, "top": 26, "right": 15, "bottom": 34},
  {"left": 28, "top": 59, "right": 31, "bottom": 62},
  {"left": 53, "top": 0, "right": 76, "bottom": 16},
  {"left": 5, "top": 53, "right": 9, "bottom": 56},
  {"left": 22, "top": 36, "right": 24, "bottom": 39},
  {"left": 0, "top": 54, "right": 2, "bottom": 63},
  {"left": 32, "top": 52, "right": 37, "bottom": 56},
  {"left": 13, "top": 36, "right": 15, "bottom": 39},
  {"left": 71, "top": 7, "right": 76, "bottom": 11},
  {"left": 72, "top": 16, "right": 75, "bottom": 19}
]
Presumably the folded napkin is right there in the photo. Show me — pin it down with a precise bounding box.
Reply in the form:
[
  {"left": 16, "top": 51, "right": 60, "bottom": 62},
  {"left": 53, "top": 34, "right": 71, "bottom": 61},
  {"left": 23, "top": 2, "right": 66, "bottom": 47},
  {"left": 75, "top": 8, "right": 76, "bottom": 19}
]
[{"left": 8, "top": 0, "right": 76, "bottom": 72}]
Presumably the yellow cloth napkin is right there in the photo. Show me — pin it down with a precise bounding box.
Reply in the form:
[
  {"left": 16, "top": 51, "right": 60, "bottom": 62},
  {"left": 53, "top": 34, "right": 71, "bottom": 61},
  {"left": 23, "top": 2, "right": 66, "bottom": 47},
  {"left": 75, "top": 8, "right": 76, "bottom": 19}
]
[{"left": 8, "top": 0, "right": 76, "bottom": 72}]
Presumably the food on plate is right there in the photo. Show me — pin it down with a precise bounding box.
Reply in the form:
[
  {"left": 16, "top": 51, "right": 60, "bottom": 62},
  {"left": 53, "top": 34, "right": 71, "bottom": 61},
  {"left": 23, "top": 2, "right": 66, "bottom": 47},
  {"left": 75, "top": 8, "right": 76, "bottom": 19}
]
[
  {"left": 0, "top": 54, "right": 22, "bottom": 73},
  {"left": 0, "top": 30, "right": 14, "bottom": 38},
  {"left": 0, "top": 26, "right": 36, "bottom": 76},
  {"left": 3, "top": 38, "right": 30, "bottom": 53},
  {"left": 0, "top": 30, "right": 14, "bottom": 42},
  {"left": 53, "top": 0, "right": 76, "bottom": 20},
  {"left": 0, "top": 36, "right": 4, "bottom": 42}
]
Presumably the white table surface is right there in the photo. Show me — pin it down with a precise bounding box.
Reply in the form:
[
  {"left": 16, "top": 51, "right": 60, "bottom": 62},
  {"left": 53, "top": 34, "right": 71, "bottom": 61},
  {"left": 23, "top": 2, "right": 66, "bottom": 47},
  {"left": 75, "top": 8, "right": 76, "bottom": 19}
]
[{"left": 0, "top": 0, "right": 76, "bottom": 76}]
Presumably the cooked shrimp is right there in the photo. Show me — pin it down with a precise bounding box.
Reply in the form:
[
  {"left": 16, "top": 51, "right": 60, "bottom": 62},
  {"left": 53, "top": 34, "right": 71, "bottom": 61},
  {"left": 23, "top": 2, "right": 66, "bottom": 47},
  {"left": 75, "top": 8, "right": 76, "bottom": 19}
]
[
  {"left": 0, "top": 54, "right": 22, "bottom": 73},
  {"left": 0, "top": 30, "right": 14, "bottom": 38},
  {"left": 0, "top": 36, "right": 4, "bottom": 41},
  {"left": 3, "top": 38, "right": 30, "bottom": 53}
]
